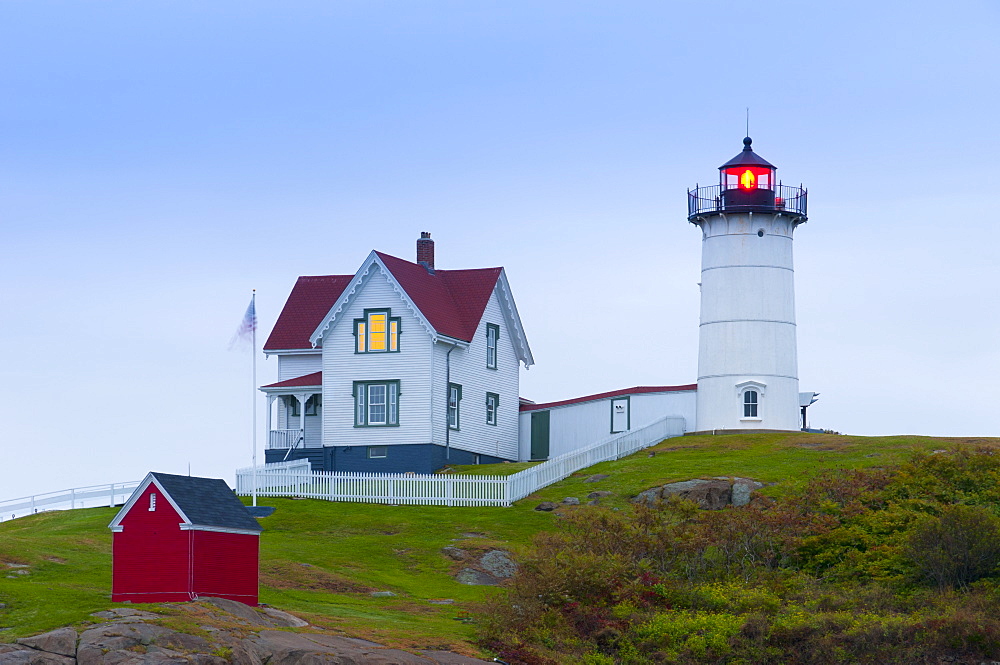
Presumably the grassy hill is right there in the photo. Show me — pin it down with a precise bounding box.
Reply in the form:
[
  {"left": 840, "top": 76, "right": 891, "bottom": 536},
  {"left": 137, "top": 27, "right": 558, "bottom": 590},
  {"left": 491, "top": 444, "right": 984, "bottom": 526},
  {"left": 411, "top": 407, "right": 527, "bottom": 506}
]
[{"left": 1, "top": 432, "right": 996, "bottom": 657}]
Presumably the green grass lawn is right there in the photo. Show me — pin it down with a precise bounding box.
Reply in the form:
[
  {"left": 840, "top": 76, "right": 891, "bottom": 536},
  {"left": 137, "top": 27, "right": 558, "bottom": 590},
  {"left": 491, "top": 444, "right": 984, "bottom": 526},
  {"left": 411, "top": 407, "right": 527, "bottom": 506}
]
[{"left": 1, "top": 432, "right": 996, "bottom": 654}]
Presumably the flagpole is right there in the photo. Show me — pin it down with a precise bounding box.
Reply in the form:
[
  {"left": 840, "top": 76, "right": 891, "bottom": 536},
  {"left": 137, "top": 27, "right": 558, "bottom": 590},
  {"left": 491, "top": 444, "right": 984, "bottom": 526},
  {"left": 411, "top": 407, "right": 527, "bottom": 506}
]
[{"left": 252, "top": 290, "right": 258, "bottom": 507}]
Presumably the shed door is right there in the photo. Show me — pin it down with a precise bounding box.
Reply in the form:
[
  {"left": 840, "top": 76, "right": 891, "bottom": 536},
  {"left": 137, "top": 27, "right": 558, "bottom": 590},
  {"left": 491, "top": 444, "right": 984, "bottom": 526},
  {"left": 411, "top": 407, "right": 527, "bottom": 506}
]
[
  {"left": 611, "top": 398, "right": 629, "bottom": 433},
  {"left": 530, "top": 411, "right": 550, "bottom": 460}
]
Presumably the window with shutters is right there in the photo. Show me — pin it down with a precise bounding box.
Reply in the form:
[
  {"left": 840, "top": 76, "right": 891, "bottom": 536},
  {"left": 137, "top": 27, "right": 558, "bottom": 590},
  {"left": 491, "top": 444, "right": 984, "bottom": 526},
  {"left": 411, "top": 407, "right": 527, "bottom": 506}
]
[
  {"left": 353, "top": 380, "right": 400, "bottom": 427},
  {"left": 486, "top": 323, "right": 499, "bottom": 369},
  {"left": 354, "top": 309, "right": 401, "bottom": 353}
]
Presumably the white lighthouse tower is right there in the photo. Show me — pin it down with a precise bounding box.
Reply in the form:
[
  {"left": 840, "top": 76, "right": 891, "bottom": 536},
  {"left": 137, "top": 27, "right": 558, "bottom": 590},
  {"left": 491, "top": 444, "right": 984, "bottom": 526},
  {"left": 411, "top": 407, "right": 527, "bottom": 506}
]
[{"left": 688, "top": 138, "right": 808, "bottom": 432}]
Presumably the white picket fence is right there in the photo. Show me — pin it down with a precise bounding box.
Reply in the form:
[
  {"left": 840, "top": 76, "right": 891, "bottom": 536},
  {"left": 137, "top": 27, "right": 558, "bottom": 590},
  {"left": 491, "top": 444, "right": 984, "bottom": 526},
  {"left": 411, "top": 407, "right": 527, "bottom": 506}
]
[
  {"left": 235, "top": 415, "right": 686, "bottom": 507},
  {"left": 0, "top": 482, "right": 141, "bottom": 522}
]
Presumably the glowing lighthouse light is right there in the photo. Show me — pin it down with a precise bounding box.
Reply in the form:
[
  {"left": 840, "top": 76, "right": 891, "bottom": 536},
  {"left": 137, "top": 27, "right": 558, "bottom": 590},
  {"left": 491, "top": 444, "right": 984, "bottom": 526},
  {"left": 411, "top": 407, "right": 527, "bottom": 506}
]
[{"left": 739, "top": 169, "right": 755, "bottom": 190}]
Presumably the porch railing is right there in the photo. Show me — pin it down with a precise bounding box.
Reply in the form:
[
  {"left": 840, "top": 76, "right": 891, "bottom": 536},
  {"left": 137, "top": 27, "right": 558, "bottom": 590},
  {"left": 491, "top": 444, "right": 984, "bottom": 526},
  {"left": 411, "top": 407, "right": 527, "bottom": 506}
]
[
  {"left": 236, "top": 415, "right": 686, "bottom": 507},
  {"left": 268, "top": 429, "right": 303, "bottom": 449}
]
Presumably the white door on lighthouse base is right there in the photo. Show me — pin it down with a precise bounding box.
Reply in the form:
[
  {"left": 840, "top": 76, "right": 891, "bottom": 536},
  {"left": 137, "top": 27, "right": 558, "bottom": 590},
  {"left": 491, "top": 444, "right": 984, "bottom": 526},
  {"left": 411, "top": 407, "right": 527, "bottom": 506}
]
[{"left": 611, "top": 398, "right": 629, "bottom": 433}]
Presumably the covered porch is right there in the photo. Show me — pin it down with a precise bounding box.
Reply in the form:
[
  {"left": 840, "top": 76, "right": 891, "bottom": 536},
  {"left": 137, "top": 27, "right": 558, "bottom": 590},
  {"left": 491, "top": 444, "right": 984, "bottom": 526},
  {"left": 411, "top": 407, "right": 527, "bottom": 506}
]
[{"left": 260, "top": 372, "right": 323, "bottom": 459}]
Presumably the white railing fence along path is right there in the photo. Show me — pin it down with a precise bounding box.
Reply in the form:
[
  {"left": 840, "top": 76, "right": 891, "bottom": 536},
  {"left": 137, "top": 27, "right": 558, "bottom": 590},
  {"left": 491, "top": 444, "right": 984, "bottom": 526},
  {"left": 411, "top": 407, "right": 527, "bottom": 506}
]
[
  {"left": 0, "top": 481, "right": 142, "bottom": 522},
  {"left": 235, "top": 415, "right": 686, "bottom": 507}
]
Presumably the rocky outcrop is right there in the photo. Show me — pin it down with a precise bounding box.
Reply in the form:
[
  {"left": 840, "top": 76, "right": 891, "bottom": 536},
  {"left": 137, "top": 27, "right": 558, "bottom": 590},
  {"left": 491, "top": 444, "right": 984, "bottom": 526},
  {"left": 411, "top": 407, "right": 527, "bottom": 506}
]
[
  {"left": 0, "top": 602, "right": 491, "bottom": 665},
  {"left": 632, "top": 478, "right": 765, "bottom": 510}
]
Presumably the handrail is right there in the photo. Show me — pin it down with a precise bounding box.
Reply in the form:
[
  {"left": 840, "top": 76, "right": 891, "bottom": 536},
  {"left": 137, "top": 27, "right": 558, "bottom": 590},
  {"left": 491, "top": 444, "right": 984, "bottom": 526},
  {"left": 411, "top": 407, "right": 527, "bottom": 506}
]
[{"left": 0, "top": 481, "right": 141, "bottom": 522}]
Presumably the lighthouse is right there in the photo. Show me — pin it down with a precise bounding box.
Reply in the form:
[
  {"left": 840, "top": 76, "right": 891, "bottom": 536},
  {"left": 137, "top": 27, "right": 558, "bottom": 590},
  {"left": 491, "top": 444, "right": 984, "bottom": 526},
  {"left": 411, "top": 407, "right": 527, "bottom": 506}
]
[{"left": 688, "top": 138, "right": 808, "bottom": 432}]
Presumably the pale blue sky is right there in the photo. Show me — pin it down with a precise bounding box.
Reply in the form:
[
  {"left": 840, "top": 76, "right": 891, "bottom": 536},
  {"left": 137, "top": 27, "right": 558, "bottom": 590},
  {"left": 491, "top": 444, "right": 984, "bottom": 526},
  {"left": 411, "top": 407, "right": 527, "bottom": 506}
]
[{"left": 2, "top": 1, "right": 998, "bottom": 500}]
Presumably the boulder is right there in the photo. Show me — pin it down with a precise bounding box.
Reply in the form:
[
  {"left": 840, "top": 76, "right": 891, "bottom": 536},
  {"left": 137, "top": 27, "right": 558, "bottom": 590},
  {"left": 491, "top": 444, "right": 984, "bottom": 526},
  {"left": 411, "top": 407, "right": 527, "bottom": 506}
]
[
  {"left": 77, "top": 622, "right": 173, "bottom": 665},
  {"left": 633, "top": 478, "right": 762, "bottom": 510},
  {"left": 154, "top": 633, "right": 211, "bottom": 653},
  {"left": 454, "top": 569, "right": 499, "bottom": 586},
  {"left": 632, "top": 487, "right": 663, "bottom": 507},
  {"left": 479, "top": 550, "right": 517, "bottom": 579},
  {"left": 257, "top": 608, "right": 307, "bottom": 628},
  {"left": 730, "top": 478, "right": 765, "bottom": 507},
  {"left": 660, "top": 479, "right": 732, "bottom": 510},
  {"left": 370, "top": 591, "right": 396, "bottom": 598},
  {"left": 198, "top": 598, "right": 277, "bottom": 629},
  {"left": 247, "top": 630, "right": 435, "bottom": 665},
  {"left": 440, "top": 547, "right": 467, "bottom": 561},
  {"left": 561, "top": 497, "right": 580, "bottom": 506},
  {"left": 583, "top": 474, "right": 609, "bottom": 483},
  {"left": 534, "top": 502, "right": 558, "bottom": 512},
  {"left": 0, "top": 646, "right": 75, "bottom": 665},
  {"left": 16, "top": 628, "right": 77, "bottom": 657},
  {"left": 587, "top": 491, "right": 613, "bottom": 499}
]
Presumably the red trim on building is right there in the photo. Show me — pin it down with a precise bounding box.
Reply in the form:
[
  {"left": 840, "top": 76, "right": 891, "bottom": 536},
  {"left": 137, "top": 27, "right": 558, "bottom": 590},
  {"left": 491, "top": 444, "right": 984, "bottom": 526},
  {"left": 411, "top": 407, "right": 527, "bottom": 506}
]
[
  {"left": 261, "top": 372, "right": 322, "bottom": 389},
  {"left": 519, "top": 385, "right": 698, "bottom": 412}
]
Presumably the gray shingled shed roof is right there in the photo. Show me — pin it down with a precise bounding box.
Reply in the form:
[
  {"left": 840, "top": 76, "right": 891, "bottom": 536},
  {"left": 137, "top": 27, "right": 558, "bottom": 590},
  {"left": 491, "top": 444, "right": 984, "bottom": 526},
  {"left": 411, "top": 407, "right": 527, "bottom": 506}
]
[{"left": 151, "top": 472, "right": 263, "bottom": 532}]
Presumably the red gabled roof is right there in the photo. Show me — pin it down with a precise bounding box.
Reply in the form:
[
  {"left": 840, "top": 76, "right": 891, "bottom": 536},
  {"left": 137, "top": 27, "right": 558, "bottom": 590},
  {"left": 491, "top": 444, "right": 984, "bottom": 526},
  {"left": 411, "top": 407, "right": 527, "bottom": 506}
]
[
  {"left": 263, "top": 276, "right": 353, "bottom": 351},
  {"left": 375, "top": 252, "right": 501, "bottom": 342},
  {"left": 261, "top": 372, "right": 322, "bottom": 389},
  {"left": 265, "top": 252, "right": 503, "bottom": 351},
  {"left": 519, "top": 385, "right": 698, "bottom": 412}
]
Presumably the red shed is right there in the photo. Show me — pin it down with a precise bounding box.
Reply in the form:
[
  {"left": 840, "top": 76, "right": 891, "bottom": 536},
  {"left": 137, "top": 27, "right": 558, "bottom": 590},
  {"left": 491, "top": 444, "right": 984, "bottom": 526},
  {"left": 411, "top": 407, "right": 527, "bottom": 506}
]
[{"left": 109, "top": 472, "right": 263, "bottom": 604}]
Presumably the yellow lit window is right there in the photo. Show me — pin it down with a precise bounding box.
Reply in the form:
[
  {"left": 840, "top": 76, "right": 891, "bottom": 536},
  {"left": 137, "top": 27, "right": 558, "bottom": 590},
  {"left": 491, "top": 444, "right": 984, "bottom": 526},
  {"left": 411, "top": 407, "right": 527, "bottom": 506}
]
[
  {"left": 355, "top": 310, "right": 401, "bottom": 353},
  {"left": 369, "top": 313, "right": 387, "bottom": 351}
]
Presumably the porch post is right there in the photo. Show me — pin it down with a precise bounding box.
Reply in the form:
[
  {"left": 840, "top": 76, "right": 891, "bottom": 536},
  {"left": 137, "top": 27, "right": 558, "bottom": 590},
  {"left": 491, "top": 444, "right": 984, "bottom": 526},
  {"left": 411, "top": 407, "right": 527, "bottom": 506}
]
[
  {"left": 265, "top": 394, "right": 275, "bottom": 449},
  {"left": 295, "top": 393, "right": 308, "bottom": 448}
]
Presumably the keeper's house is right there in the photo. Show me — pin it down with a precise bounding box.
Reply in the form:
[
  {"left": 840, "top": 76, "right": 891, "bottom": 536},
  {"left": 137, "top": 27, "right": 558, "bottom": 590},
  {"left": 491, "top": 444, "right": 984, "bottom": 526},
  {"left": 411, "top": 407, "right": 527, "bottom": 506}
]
[
  {"left": 109, "top": 472, "right": 262, "bottom": 604},
  {"left": 261, "top": 233, "right": 534, "bottom": 474}
]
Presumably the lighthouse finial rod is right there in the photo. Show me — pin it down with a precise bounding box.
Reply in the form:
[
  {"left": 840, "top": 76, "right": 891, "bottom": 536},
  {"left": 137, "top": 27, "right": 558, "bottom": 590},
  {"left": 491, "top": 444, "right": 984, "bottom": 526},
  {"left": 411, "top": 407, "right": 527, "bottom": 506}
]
[{"left": 746, "top": 107, "right": 749, "bottom": 138}]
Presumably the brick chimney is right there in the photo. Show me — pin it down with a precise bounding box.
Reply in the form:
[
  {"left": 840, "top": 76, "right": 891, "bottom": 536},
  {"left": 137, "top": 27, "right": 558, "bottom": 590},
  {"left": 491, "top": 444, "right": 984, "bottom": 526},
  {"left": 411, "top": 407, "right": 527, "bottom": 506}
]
[{"left": 416, "top": 232, "right": 435, "bottom": 273}]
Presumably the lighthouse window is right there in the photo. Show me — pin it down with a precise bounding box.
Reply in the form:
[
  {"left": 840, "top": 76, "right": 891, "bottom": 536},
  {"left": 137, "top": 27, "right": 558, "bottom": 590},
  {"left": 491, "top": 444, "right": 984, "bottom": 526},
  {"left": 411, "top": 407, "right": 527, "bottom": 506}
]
[{"left": 743, "top": 391, "right": 759, "bottom": 418}]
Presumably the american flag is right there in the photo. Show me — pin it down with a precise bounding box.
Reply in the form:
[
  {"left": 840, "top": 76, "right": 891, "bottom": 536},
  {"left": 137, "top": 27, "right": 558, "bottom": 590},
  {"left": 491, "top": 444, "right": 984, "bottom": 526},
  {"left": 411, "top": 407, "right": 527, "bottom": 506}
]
[{"left": 229, "top": 295, "right": 257, "bottom": 350}]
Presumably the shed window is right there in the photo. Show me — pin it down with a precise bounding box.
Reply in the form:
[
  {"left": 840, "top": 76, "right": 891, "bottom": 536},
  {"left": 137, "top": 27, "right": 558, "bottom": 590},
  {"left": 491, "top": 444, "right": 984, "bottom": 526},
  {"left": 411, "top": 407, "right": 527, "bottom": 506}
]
[{"left": 148, "top": 493, "right": 157, "bottom": 511}]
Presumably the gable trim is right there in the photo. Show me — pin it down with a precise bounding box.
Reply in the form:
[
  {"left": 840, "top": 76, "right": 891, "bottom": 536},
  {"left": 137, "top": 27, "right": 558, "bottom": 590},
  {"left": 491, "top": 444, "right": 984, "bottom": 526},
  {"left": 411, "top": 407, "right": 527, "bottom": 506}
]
[
  {"left": 178, "top": 524, "right": 262, "bottom": 536},
  {"left": 108, "top": 473, "right": 193, "bottom": 531},
  {"left": 495, "top": 269, "right": 534, "bottom": 367},
  {"left": 309, "top": 252, "right": 438, "bottom": 348}
]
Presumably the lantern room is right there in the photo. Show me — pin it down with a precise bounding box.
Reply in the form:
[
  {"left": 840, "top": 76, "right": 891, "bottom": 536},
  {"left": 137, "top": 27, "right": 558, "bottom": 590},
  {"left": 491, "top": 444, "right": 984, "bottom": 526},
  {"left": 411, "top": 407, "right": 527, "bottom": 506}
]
[
  {"left": 719, "top": 136, "right": 776, "bottom": 209},
  {"left": 687, "top": 137, "right": 807, "bottom": 221}
]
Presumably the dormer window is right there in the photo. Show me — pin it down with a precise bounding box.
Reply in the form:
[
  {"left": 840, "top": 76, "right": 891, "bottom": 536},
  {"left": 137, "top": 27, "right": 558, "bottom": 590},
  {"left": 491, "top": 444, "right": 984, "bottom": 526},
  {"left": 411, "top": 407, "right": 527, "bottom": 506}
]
[{"left": 354, "top": 309, "right": 401, "bottom": 353}]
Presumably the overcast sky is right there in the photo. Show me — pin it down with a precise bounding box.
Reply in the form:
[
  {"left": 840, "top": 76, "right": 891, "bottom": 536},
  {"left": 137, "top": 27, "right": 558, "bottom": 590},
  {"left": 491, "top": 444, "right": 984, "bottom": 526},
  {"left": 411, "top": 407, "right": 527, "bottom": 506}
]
[{"left": 2, "top": 1, "right": 998, "bottom": 500}]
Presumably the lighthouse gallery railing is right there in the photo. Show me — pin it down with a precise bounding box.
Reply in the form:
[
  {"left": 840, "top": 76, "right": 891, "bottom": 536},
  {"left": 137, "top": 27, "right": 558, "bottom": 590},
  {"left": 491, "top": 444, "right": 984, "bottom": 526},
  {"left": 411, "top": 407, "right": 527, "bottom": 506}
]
[{"left": 687, "top": 184, "right": 807, "bottom": 219}]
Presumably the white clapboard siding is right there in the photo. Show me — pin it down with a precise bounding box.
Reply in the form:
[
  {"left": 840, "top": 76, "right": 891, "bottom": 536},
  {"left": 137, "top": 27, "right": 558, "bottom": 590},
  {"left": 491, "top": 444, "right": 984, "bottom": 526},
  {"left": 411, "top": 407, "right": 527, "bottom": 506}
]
[
  {"left": 431, "top": 287, "right": 519, "bottom": 459},
  {"left": 237, "top": 415, "right": 685, "bottom": 507},
  {"left": 277, "top": 354, "right": 321, "bottom": 380},
  {"left": 518, "top": 390, "right": 697, "bottom": 460},
  {"left": 322, "top": 267, "right": 433, "bottom": 446}
]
